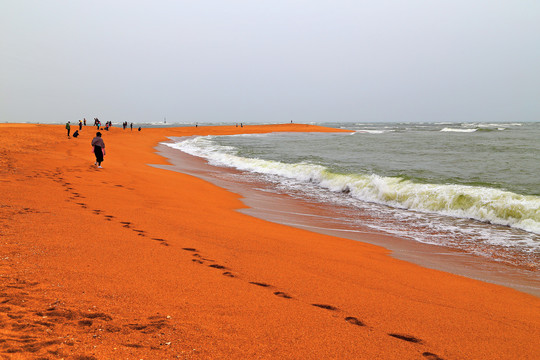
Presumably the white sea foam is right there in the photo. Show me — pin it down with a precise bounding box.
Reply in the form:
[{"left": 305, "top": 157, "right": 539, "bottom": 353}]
[
  {"left": 440, "top": 128, "right": 477, "bottom": 133},
  {"left": 354, "top": 130, "right": 386, "bottom": 134},
  {"left": 165, "top": 136, "right": 540, "bottom": 236},
  {"left": 479, "top": 123, "right": 522, "bottom": 127}
]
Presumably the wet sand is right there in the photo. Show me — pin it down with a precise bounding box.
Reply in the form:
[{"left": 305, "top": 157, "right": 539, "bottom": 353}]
[
  {"left": 155, "top": 143, "right": 540, "bottom": 296},
  {"left": 0, "top": 123, "right": 539, "bottom": 359}
]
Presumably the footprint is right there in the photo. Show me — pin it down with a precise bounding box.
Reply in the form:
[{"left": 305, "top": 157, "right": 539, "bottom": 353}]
[
  {"left": 422, "top": 352, "right": 444, "bottom": 360},
  {"left": 273, "top": 291, "right": 292, "bottom": 299},
  {"left": 7, "top": 313, "right": 24, "bottom": 319},
  {"left": 33, "top": 320, "right": 54, "bottom": 327},
  {"left": 388, "top": 333, "right": 422, "bottom": 344},
  {"left": 192, "top": 259, "right": 204, "bottom": 264},
  {"left": 127, "top": 324, "right": 147, "bottom": 331},
  {"left": 21, "top": 339, "right": 62, "bottom": 353},
  {"left": 222, "top": 272, "right": 235, "bottom": 278},
  {"left": 182, "top": 248, "right": 198, "bottom": 252},
  {"left": 345, "top": 316, "right": 365, "bottom": 326},
  {"left": 249, "top": 282, "right": 271, "bottom": 288},
  {"left": 208, "top": 264, "right": 227, "bottom": 270},
  {"left": 81, "top": 312, "right": 112, "bottom": 320},
  {"left": 311, "top": 304, "right": 338, "bottom": 311},
  {"left": 43, "top": 309, "right": 77, "bottom": 320},
  {"left": 151, "top": 238, "right": 166, "bottom": 242}
]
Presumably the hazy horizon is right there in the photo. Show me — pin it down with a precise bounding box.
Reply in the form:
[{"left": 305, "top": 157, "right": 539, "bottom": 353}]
[
  {"left": 5, "top": 119, "right": 539, "bottom": 126},
  {"left": 2, "top": 1, "right": 539, "bottom": 124}
]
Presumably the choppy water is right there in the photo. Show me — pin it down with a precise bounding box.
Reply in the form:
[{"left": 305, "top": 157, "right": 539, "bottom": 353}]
[{"left": 164, "top": 122, "right": 540, "bottom": 271}]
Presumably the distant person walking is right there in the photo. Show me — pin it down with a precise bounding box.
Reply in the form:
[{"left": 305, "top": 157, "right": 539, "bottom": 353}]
[
  {"left": 83, "top": 118, "right": 86, "bottom": 126},
  {"left": 91, "top": 132, "right": 106, "bottom": 168},
  {"left": 130, "top": 123, "right": 133, "bottom": 131},
  {"left": 66, "top": 121, "right": 71, "bottom": 137},
  {"left": 79, "top": 120, "right": 83, "bottom": 130}
]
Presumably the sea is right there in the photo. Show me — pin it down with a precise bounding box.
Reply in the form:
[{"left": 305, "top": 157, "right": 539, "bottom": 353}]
[{"left": 158, "top": 121, "right": 540, "bottom": 294}]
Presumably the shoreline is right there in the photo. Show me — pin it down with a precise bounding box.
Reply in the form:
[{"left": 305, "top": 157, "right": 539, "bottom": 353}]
[
  {"left": 155, "top": 138, "right": 540, "bottom": 296},
  {"left": 1, "top": 123, "right": 539, "bottom": 359}
]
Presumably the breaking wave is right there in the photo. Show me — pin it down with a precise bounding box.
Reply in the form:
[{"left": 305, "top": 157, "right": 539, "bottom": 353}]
[
  {"left": 440, "top": 128, "right": 478, "bottom": 133},
  {"left": 165, "top": 136, "right": 540, "bottom": 236}
]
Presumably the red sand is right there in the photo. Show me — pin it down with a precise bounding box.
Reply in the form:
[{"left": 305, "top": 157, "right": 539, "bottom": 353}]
[{"left": 0, "top": 123, "right": 539, "bottom": 359}]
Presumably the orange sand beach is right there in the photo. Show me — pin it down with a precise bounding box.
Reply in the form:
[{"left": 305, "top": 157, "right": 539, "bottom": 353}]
[{"left": 0, "top": 123, "right": 538, "bottom": 359}]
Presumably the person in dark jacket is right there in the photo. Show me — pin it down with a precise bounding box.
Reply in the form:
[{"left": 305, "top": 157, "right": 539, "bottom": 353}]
[{"left": 91, "top": 132, "right": 106, "bottom": 168}]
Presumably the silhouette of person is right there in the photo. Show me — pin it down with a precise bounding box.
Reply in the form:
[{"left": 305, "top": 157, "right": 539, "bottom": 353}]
[{"left": 91, "top": 132, "right": 106, "bottom": 168}]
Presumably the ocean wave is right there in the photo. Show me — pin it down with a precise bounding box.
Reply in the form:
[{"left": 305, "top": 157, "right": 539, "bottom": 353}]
[
  {"left": 476, "top": 128, "right": 506, "bottom": 132},
  {"left": 165, "top": 136, "right": 540, "bottom": 235},
  {"left": 440, "top": 128, "right": 477, "bottom": 133},
  {"left": 477, "top": 123, "right": 522, "bottom": 127},
  {"left": 354, "top": 130, "right": 386, "bottom": 134}
]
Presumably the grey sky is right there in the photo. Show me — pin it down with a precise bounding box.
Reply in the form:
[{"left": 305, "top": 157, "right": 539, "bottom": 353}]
[{"left": 1, "top": 1, "right": 539, "bottom": 124}]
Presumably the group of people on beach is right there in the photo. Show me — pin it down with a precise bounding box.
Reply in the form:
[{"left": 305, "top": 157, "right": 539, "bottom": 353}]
[
  {"left": 122, "top": 121, "right": 133, "bottom": 130},
  {"left": 65, "top": 119, "right": 106, "bottom": 168},
  {"left": 65, "top": 118, "right": 144, "bottom": 169},
  {"left": 66, "top": 118, "right": 88, "bottom": 138},
  {"left": 65, "top": 121, "right": 81, "bottom": 138}
]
